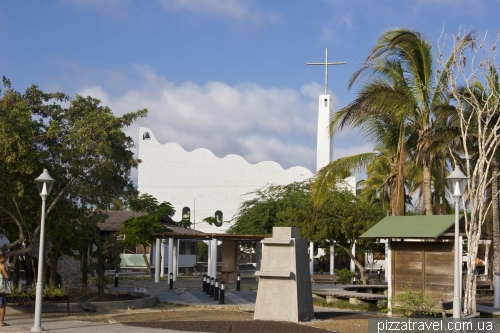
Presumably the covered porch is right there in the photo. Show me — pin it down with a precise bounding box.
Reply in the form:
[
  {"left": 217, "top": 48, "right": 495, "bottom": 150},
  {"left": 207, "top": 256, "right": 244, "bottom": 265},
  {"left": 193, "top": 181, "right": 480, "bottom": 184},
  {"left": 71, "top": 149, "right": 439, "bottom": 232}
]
[{"left": 151, "top": 232, "right": 270, "bottom": 283}]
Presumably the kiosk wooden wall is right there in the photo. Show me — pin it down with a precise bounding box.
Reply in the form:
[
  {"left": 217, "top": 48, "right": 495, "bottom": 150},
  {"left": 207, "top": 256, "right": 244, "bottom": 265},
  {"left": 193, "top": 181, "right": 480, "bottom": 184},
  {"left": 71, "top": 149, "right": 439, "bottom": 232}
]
[{"left": 392, "top": 241, "right": 454, "bottom": 305}]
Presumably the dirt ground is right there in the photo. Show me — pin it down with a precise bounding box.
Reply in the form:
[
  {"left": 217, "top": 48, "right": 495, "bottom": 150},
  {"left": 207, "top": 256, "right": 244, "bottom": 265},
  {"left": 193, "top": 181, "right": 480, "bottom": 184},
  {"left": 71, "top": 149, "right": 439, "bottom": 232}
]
[
  {"left": 114, "top": 307, "right": 376, "bottom": 333},
  {"left": 21, "top": 304, "right": 378, "bottom": 333}
]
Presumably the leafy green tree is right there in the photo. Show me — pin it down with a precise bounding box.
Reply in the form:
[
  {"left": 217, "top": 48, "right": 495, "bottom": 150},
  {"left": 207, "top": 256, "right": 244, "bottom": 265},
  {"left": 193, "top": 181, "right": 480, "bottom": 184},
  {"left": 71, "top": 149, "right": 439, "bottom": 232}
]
[
  {"left": 228, "top": 182, "right": 310, "bottom": 250},
  {"left": 120, "top": 202, "right": 174, "bottom": 278},
  {"left": 0, "top": 79, "right": 146, "bottom": 261},
  {"left": 230, "top": 181, "right": 384, "bottom": 284},
  {"left": 128, "top": 194, "right": 159, "bottom": 213},
  {"left": 278, "top": 188, "right": 384, "bottom": 284}
]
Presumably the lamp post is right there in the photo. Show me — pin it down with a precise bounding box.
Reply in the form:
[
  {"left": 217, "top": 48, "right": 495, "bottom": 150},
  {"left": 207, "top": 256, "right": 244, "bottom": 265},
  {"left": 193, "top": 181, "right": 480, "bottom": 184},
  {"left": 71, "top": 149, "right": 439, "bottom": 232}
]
[
  {"left": 446, "top": 166, "right": 468, "bottom": 319},
  {"left": 32, "top": 169, "right": 54, "bottom": 332}
]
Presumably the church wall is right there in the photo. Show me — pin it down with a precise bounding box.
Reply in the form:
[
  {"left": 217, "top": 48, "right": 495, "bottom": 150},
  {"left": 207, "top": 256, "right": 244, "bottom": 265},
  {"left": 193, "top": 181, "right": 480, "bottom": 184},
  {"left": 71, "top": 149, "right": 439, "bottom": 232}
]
[{"left": 138, "top": 128, "right": 313, "bottom": 233}]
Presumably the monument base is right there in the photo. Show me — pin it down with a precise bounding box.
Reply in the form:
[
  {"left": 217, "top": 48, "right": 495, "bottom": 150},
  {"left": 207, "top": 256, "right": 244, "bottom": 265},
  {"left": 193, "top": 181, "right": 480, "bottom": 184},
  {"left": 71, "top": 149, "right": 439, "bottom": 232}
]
[{"left": 254, "top": 227, "right": 314, "bottom": 322}]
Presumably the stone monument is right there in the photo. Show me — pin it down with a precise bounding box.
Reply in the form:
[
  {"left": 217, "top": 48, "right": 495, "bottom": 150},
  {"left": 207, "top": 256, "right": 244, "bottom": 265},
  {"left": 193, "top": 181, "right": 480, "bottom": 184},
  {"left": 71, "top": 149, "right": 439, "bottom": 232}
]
[{"left": 254, "top": 227, "right": 314, "bottom": 322}]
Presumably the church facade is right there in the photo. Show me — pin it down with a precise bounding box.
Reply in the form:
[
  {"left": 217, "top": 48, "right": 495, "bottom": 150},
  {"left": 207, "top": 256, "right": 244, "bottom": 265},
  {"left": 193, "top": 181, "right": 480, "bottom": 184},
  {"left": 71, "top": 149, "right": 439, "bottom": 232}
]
[
  {"left": 138, "top": 127, "right": 313, "bottom": 233},
  {"left": 138, "top": 49, "right": 356, "bottom": 235}
]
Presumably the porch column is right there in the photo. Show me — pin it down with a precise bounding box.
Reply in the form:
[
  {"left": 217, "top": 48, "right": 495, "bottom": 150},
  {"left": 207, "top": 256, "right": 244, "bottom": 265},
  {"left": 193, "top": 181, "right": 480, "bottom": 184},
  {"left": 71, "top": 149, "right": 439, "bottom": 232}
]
[
  {"left": 330, "top": 244, "right": 335, "bottom": 275},
  {"left": 350, "top": 241, "right": 356, "bottom": 272},
  {"left": 160, "top": 239, "right": 165, "bottom": 278},
  {"left": 387, "top": 239, "right": 392, "bottom": 316},
  {"left": 210, "top": 238, "right": 218, "bottom": 278},
  {"left": 154, "top": 238, "right": 161, "bottom": 283},
  {"left": 309, "top": 242, "right": 314, "bottom": 274},
  {"left": 385, "top": 240, "right": 389, "bottom": 283},
  {"left": 207, "top": 240, "right": 212, "bottom": 277},
  {"left": 173, "top": 239, "right": 178, "bottom": 281},
  {"left": 168, "top": 238, "right": 174, "bottom": 280}
]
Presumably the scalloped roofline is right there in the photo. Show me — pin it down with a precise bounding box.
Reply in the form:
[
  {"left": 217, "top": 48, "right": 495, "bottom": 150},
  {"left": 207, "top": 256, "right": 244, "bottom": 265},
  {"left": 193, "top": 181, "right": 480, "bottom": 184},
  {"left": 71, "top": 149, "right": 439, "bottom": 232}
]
[{"left": 139, "top": 127, "right": 313, "bottom": 174}]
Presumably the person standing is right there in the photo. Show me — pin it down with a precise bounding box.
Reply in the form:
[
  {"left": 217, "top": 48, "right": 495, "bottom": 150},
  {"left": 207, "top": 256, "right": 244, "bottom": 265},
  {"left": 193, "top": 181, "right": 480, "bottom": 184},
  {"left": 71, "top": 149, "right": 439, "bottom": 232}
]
[{"left": 0, "top": 252, "right": 11, "bottom": 326}]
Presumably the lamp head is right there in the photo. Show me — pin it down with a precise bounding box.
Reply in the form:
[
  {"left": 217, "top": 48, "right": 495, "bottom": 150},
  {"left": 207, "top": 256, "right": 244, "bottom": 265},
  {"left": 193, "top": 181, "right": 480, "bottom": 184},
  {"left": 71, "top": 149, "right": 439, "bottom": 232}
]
[
  {"left": 446, "top": 167, "right": 468, "bottom": 197},
  {"left": 35, "top": 169, "right": 54, "bottom": 197}
]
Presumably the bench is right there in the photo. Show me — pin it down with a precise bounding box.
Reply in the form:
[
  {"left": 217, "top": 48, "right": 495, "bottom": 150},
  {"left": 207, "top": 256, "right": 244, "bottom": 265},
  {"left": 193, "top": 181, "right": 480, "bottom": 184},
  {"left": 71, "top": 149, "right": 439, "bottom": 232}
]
[
  {"left": 310, "top": 274, "right": 337, "bottom": 285},
  {"left": 313, "top": 289, "right": 387, "bottom": 306},
  {"left": 345, "top": 285, "right": 388, "bottom": 295},
  {"left": 476, "top": 280, "right": 493, "bottom": 295}
]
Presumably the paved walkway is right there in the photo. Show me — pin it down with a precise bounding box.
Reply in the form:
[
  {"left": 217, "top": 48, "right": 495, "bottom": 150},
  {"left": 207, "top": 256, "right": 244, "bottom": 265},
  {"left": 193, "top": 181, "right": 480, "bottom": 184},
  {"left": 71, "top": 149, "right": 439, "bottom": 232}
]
[
  {"left": 2, "top": 278, "right": 258, "bottom": 332},
  {"left": 0, "top": 317, "right": 207, "bottom": 333},
  {"left": 108, "top": 278, "right": 257, "bottom": 309}
]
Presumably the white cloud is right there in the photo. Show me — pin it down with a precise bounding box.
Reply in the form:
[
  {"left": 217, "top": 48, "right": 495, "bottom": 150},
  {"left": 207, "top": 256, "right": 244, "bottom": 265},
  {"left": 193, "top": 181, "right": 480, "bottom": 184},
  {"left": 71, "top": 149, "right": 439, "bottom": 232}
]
[
  {"left": 237, "top": 135, "right": 316, "bottom": 169},
  {"left": 77, "top": 68, "right": 317, "bottom": 169},
  {"left": 158, "top": 0, "right": 282, "bottom": 26},
  {"left": 76, "top": 66, "right": 372, "bottom": 183}
]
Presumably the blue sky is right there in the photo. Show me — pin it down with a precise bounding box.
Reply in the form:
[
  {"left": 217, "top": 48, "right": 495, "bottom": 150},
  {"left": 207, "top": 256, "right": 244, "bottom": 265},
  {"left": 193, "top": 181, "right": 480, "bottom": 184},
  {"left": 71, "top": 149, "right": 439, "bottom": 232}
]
[{"left": 1, "top": 0, "right": 499, "bottom": 182}]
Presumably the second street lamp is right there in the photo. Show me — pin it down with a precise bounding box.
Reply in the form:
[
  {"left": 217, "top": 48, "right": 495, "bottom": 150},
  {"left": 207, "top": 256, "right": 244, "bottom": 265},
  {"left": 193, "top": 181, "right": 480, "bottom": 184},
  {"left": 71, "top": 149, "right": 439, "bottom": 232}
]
[{"left": 446, "top": 166, "right": 468, "bottom": 319}]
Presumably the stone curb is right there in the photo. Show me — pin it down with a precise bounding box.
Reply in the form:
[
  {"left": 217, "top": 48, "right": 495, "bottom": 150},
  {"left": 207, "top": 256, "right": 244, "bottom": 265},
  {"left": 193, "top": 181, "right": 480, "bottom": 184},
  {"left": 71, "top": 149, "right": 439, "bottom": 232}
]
[{"left": 7, "top": 292, "right": 157, "bottom": 314}]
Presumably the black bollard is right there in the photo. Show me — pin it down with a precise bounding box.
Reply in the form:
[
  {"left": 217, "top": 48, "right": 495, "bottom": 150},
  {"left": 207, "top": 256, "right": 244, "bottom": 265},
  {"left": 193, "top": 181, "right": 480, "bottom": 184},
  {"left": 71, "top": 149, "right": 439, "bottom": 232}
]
[
  {"left": 169, "top": 272, "right": 173, "bottom": 290},
  {"left": 219, "top": 281, "right": 225, "bottom": 304},
  {"left": 114, "top": 273, "right": 118, "bottom": 288},
  {"left": 202, "top": 275, "right": 206, "bottom": 292},
  {"left": 236, "top": 272, "right": 241, "bottom": 291},
  {"left": 214, "top": 279, "right": 219, "bottom": 301},
  {"left": 377, "top": 269, "right": 381, "bottom": 281},
  {"left": 210, "top": 277, "right": 215, "bottom": 298},
  {"left": 205, "top": 276, "right": 211, "bottom": 295}
]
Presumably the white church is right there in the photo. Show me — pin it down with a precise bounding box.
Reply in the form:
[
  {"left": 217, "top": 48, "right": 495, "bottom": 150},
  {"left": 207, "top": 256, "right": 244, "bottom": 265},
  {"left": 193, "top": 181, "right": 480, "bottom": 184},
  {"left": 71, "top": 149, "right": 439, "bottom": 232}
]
[
  {"left": 138, "top": 49, "right": 356, "bottom": 233},
  {"left": 137, "top": 49, "right": 365, "bottom": 275}
]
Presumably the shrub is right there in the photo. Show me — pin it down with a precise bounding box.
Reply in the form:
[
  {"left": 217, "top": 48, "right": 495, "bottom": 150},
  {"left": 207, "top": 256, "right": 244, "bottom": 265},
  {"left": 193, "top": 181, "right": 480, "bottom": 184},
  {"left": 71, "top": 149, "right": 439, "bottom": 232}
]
[
  {"left": 391, "top": 282, "right": 440, "bottom": 317},
  {"left": 334, "top": 268, "right": 356, "bottom": 284}
]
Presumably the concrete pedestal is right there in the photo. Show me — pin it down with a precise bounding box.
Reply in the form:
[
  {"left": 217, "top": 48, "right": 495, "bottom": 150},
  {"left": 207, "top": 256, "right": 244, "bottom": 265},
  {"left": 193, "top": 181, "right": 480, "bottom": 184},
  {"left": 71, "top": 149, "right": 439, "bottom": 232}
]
[{"left": 254, "top": 227, "right": 314, "bottom": 322}]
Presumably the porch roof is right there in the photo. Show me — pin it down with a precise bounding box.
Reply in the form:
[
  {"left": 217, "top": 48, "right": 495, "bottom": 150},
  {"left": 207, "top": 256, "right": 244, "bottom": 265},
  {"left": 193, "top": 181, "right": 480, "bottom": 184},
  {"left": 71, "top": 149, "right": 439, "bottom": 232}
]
[
  {"left": 360, "top": 215, "right": 458, "bottom": 239},
  {"left": 152, "top": 232, "right": 271, "bottom": 241}
]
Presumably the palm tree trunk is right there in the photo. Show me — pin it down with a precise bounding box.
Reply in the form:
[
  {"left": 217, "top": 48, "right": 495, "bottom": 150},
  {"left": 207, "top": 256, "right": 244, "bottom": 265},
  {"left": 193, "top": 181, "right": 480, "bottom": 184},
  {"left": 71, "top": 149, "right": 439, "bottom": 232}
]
[
  {"left": 389, "top": 154, "right": 405, "bottom": 216},
  {"left": 423, "top": 162, "right": 433, "bottom": 215},
  {"left": 395, "top": 149, "right": 406, "bottom": 216}
]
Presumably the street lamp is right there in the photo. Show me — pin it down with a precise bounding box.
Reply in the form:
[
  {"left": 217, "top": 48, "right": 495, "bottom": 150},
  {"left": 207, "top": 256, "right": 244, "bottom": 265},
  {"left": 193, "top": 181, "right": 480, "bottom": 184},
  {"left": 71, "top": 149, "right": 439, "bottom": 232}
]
[
  {"left": 446, "top": 166, "right": 468, "bottom": 319},
  {"left": 32, "top": 169, "right": 54, "bottom": 332}
]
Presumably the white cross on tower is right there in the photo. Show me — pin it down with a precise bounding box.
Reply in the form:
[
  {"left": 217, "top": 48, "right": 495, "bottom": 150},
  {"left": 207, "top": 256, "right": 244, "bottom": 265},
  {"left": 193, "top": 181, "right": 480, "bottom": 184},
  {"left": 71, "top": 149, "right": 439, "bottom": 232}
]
[
  {"left": 307, "top": 48, "right": 345, "bottom": 95},
  {"left": 307, "top": 48, "right": 345, "bottom": 172}
]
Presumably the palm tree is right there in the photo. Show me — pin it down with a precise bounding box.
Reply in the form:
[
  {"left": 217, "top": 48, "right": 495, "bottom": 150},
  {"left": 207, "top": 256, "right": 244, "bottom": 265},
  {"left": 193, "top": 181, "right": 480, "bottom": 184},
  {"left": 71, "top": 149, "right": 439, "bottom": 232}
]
[
  {"left": 312, "top": 105, "right": 406, "bottom": 216},
  {"left": 312, "top": 28, "right": 475, "bottom": 215}
]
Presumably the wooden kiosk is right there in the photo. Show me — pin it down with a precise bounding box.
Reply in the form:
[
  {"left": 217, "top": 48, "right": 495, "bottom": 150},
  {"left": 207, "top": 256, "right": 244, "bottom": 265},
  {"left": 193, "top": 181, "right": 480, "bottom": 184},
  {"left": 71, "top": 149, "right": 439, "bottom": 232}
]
[{"left": 361, "top": 215, "right": 482, "bottom": 311}]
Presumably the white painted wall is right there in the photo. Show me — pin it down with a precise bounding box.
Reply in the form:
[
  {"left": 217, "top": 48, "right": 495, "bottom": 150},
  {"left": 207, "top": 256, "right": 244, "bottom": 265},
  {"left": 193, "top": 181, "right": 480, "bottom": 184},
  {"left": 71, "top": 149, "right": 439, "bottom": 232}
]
[{"left": 138, "top": 127, "right": 313, "bottom": 233}]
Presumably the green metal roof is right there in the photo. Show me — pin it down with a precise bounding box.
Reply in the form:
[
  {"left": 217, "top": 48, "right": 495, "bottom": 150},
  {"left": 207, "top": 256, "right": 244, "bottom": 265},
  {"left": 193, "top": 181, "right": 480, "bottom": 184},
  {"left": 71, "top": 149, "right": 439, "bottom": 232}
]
[{"left": 360, "top": 215, "right": 457, "bottom": 239}]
